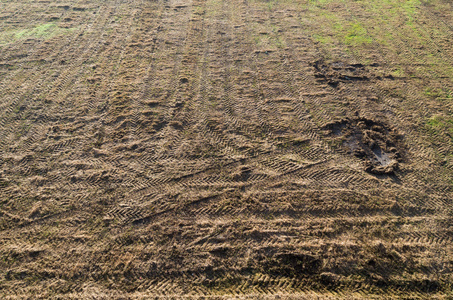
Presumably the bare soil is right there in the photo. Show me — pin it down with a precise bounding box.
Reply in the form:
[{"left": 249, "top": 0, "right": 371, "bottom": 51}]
[{"left": 0, "top": 0, "right": 452, "bottom": 298}]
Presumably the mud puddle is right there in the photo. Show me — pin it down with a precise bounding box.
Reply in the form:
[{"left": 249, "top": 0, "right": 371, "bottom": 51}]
[{"left": 323, "top": 118, "right": 403, "bottom": 174}]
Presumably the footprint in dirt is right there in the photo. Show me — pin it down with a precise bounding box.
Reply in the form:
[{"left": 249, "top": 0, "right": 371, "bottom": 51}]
[{"left": 323, "top": 118, "right": 403, "bottom": 175}]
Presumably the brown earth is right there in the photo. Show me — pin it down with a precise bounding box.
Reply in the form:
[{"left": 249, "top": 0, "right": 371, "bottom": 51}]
[{"left": 0, "top": 0, "right": 452, "bottom": 298}]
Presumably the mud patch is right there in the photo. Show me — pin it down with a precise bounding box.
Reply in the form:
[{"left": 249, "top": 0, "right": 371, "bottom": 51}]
[
  {"left": 313, "top": 60, "right": 371, "bottom": 87},
  {"left": 323, "top": 118, "right": 403, "bottom": 174},
  {"left": 261, "top": 252, "right": 322, "bottom": 277}
]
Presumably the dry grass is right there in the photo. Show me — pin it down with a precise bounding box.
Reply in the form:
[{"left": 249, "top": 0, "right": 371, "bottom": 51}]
[{"left": 0, "top": 0, "right": 452, "bottom": 298}]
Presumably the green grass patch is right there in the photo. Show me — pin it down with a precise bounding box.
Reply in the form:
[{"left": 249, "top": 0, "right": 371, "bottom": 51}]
[
  {"left": 343, "top": 22, "right": 373, "bottom": 45},
  {"left": 305, "top": 4, "right": 373, "bottom": 49},
  {"left": 304, "top": 0, "right": 452, "bottom": 78},
  {"left": 313, "top": 34, "right": 333, "bottom": 44},
  {"left": 424, "top": 88, "right": 453, "bottom": 101},
  {"left": 0, "top": 22, "right": 76, "bottom": 46},
  {"left": 15, "top": 23, "right": 57, "bottom": 39},
  {"left": 426, "top": 115, "right": 453, "bottom": 138}
]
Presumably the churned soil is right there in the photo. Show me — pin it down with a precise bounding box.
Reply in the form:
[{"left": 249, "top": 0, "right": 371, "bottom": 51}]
[{"left": 0, "top": 0, "right": 452, "bottom": 298}]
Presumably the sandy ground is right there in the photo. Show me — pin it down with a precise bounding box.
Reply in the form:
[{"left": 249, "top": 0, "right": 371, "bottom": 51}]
[{"left": 0, "top": 0, "right": 452, "bottom": 298}]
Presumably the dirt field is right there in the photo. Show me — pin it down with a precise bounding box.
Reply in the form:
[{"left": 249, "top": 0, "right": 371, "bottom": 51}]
[{"left": 0, "top": 0, "right": 452, "bottom": 298}]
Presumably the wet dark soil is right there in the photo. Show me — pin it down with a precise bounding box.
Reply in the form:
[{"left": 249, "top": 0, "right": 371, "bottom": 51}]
[
  {"left": 323, "top": 117, "right": 403, "bottom": 174},
  {"left": 313, "top": 60, "right": 371, "bottom": 88}
]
